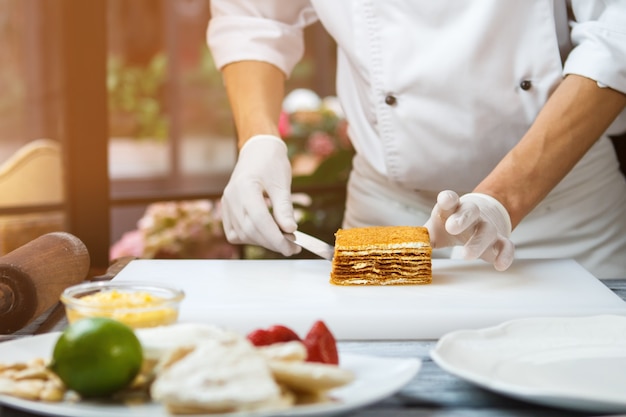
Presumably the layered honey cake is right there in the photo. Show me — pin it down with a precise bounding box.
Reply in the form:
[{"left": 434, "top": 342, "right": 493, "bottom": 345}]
[{"left": 330, "top": 226, "right": 432, "bottom": 285}]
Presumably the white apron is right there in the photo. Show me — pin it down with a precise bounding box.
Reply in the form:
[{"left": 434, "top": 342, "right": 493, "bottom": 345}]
[{"left": 344, "top": 135, "right": 626, "bottom": 279}]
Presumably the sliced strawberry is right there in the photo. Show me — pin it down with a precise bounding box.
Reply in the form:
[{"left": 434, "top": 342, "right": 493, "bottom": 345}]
[
  {"left": 303, "top": 320, "right": 339, "bottom": 365},
  {"left": 266, "top": 325, "right": 301, "bottom": 343},
  {"left": 246, "top": 329, "right": 274, "bottom": 346},
  {"left": 247, "top": 324, "right": 301, "bottom": 346}
]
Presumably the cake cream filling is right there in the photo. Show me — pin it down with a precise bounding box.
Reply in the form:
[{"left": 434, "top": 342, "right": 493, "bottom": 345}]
[{"left": 339, "top": 249, "right": 430, "bottom": 257}]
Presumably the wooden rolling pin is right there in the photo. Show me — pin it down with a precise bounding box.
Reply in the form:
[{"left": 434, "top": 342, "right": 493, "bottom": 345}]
[{"left": 0, "top": 232, "right": 90, "bottom": 334}]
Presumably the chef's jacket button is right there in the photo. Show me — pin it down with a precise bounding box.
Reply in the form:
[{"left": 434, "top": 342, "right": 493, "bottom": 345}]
[
  {"left": 385, "top": 95, "right": 397, "bottom": 106},
  {"left": 520, "top": 80, "right": 532, "bottom": 91}
]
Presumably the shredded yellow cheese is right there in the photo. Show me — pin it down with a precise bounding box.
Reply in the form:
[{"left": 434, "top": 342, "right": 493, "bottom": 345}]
[{"left": 66, "top": 290, "right": 179, "bottom": 328}]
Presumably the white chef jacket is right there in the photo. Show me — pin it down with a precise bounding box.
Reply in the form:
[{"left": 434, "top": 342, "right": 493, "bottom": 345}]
[{"left": 207, "top": 1, "right": 626, "bottom": 278}]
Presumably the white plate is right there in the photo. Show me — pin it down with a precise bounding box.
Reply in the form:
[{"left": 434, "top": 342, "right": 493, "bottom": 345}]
[
  {"left": 431, "top": 315, "right": 626, "bottom": 413},
  {"left": 0, "top": 333, "right": 421, "bottom": 417}
]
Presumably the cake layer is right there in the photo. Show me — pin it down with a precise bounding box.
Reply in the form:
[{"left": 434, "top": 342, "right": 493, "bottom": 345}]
[
  {"left": 330, "top": 275, "right": 432, "bottom": 286},
  {"left": 334, "top": 226, "right": 430, "bottom": 250},
  {"left": 330, "top": 226, "right": 432, "bottom": 286}
]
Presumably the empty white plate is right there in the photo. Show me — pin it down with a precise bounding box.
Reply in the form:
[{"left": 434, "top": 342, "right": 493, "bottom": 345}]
[{"left": 431, "top": 315, "right": 626, "bottom": 413}]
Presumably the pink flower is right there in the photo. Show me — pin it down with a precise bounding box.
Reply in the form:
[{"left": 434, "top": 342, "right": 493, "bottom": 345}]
[
  {"left": 110, "top": 199, "right": 236, "bottom": 260},
  {"left": 306, "top": 131, "right": 335, "bottom": 157},
  {"left": 278, "top": 111, "right": 291, "bottom": 137},
  {"left": 109, "top": 229, "right": 144, "bottom": 260}
]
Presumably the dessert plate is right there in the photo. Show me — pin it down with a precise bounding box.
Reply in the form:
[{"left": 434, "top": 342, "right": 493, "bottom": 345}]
[
  {"left": 431, "top": 315, "right": 626, "bottom": 413},
  {"left": 0, "top": 333, "right": 420, "bottom": 417}
]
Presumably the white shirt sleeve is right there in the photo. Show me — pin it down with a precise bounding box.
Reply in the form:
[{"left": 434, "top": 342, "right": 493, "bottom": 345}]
[
  {"left": 207, "top": 0, "right": 318, "bottom": 77},
  {"left": 564, "top": 0, "right": 626, "bottom": 94}
]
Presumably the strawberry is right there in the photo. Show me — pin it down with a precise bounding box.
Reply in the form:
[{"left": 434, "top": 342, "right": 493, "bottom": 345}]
[
  {"left": 303, "top": 320, "right": 339, "bottom": 365},
  {"left": 246, "top": 329, "right": 274, "bottom": 346},
  {"left": 266, "top": 325, "right": 301, "bottom": 343},
  {"left": 246, "top": 324, "right": 301, "bottom": 347}
]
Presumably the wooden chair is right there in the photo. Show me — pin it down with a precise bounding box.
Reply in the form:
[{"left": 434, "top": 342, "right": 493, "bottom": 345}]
[{"left": 0, "top": 139, "right": 66, "bottom": 255}]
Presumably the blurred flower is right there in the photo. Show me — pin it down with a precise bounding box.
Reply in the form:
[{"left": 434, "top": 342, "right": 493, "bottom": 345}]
[
  {"left": 321, "top": 96, "right": 345, "bottom": 119},
  {"left": 292, "top": 110, "right": 324, "bottom": 126},
  {"left": 306, "top": 131, "right": 336, "bottom": 158},
  {"left": 110, "top": 199, "right": 238, "bottom": 260},
  {"left": 281, "top": 89, "right": 353, "bottom": 177},
  {"left": 278, "top": 110, "right": 291, "bottom": 137},
  {"left": 283, "top": 88, "right": 322, "bottom": 113},
  {"left": 292, "top": 192, "right": 313, "bottom": 207},
  {"left": 292, "top": 192, "right": 313, "bottom": 224},
  {"left": 110, "top": 230, "right": 144, "bottom": 259}
]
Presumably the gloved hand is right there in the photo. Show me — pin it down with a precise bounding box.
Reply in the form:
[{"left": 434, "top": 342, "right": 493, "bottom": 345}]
[
  {"left": 221, "top": 134, "right": 301, "bottom": 256},
  {"left": 424, "top": 190, "right": 515, "bottom": 271}
]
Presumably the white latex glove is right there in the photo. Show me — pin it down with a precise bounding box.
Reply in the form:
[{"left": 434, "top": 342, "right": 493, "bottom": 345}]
[
  {"left": 221, "top": 135, "right": 301, "bottom": 256},
  {"left": 424, "top": 190, "right": 515, "bottom": 271}
]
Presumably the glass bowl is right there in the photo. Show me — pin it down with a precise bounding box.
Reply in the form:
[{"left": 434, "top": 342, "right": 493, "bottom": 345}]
[{"left": 61, "top": 281, "right": 185, "bottom": 329}]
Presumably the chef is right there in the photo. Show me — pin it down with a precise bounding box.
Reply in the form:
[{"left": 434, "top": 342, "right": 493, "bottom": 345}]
[{"left": 207, "top": 1, "right": 626, "bottom": 278}]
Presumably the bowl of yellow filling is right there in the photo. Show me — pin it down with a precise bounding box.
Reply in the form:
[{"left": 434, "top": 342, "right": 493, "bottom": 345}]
[{"left": 61, "top": 281, "right": 185, "bottom": 328}]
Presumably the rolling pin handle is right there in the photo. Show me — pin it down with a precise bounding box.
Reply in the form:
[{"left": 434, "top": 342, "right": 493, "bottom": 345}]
[
  {"left": 0, "top": 283, "right": 14, "bottom": 315},
  {"left": 0, "top": 232, "right": 90, "bottom": 334}
]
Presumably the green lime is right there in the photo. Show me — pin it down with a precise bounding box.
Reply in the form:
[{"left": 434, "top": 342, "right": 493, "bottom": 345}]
[{"left": 50, "top": 317, "right": 143, "bottom": 398}]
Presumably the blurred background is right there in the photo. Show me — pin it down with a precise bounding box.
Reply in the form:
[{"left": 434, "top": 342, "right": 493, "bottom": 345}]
[{"left": 0, "top": 0, "right": 348, "bottom": 272}]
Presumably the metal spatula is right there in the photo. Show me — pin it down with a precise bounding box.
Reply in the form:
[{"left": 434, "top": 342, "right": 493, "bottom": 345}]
[{"left": 291, "top": 231, "right": 335, "bottom": 261}]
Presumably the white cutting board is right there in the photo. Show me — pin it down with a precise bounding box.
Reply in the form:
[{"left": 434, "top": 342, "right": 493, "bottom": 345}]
[{"left": 113, "top": 258, "right": 626, "bottom": 340}]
